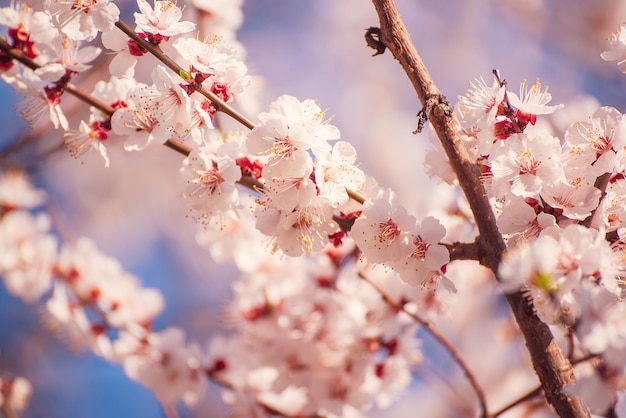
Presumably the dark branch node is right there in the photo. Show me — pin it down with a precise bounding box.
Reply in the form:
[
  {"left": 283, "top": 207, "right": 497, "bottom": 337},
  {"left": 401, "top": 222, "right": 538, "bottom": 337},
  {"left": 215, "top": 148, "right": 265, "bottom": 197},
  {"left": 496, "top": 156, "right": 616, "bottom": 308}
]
[
  {"left": 413, "top": 94, "right": 453, "bottom": 134},
  {"left": 365, "top": 27, "right": 386, "bottom": 56}
]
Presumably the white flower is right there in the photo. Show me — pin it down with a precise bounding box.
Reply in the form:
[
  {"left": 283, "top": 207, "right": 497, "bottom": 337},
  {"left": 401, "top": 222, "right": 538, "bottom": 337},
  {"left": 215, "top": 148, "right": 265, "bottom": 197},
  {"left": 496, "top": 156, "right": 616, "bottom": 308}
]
[
  {"left": 110, "top": 86, "right": 168, "bottom": 151},
  {"left": 90, "top": 76, "right": 137, "bottom": 111},
  {"left": 16, "top": 81, "right": 69, "bottom": 130},
  {"left": 315, "top": 141, "right": 366, "bottom": 206},
  {"left": 457, "top": 75, "right": 505, "bottom": 126},
  {"left": 181, "top": 142, "right": 241, "bottom": 222},
  {"left": 0, "top": 1, "right": 58, "bottom": 55},
  {"left": 595, "top": 176, "right": 626, "bottom": 231},
  {"left": 257, "top": 386, "right": 309, "bottom": 417},
  {"left": 101, "top": 29, "right": 143, "bottom": 78},
  {"left": 496, "top": 195, "right": 556, "bottom": 242},
  {"left": 574, "top": 285, "right": 625, "bottom": 354},
  {"left": 64, "top": 119, "right": 111, "bottom": 166},
  {"left": 389, "top": 216, "right": 450, "bottom": 287},
  {"left": 351, "top": 190, "right": 415, "bottom": 264},
  {"left": 499, "top": 224, "right": 618, "bottom": 325},
  {"left": 456, "top": 75, "right": 507, "bottom": 156},
  {"left": 142, "top": 65, "right": 194, "bottom": 141},
  {"left": 262, "top": 165, "right": 317, "bottom": 211},
  {"left": 490, "top": 133, "right": 565, "bottom": 198},
  {"left": 0, "top": 376, "right": 32, "bottom": 412},
  {"left": 256, "top": 197, "right": 337, "bottom": 256},
  {"left": 264, "top": 95, "right": 340, "bottom": 157},
  {"left": 601, "top": 24, "right": 626, "bottom": 72},
  {"left": 508, "top": 79, "right": 564, "bottom": 116},
  {"left": 173, "top": 36, "right": 239, "bottom": 76},
  {"left": 563, "top": 106, "right": 626, "bottom": 179},
  {"left": 55, "top": 238, "right": 164, "bottom": 328},
  {"left": 499, "top": 234, "right": 565, "bottom": 323},
  {"left": 100, "top": 273, "right": 165, "bottom": 329},
  {"left": 114, "top": 327, "right": 205, "bottom": 406},
  {"left": 0, "top": 170, "right": 46, "bottom": 211},
  {"left": 34, "top": 35, "right": 101, "bottom": 81},
  {"left": 195, "top": 208, "right": 272, "bottom": 272},
  {"left": 134, "top": 0, "right": 195, "bottom": 38},
  {"left": 0, "top": 211, "right": 56, "bottom": 302},
  {"left": 247, "top": 114, "right": 313, "bottom": 179},
  {"left": 540, "top": 179, "right": 600, "bottom": 221},
  {"left": 46, "top": 283, "right": 113, "bottom": 356},
  {"left": 191, "top": 0, "right": 243, "bottom": 36},
  {"left": 42, "top": 0, "right": 120, "bottom": 41}
]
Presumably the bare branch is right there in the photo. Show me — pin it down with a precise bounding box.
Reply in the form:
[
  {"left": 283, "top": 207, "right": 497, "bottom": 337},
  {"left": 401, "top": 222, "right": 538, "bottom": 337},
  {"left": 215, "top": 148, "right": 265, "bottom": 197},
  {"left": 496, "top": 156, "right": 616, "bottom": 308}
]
[{"left": 491, "top": 385, "right": 543, "bottom": 417}]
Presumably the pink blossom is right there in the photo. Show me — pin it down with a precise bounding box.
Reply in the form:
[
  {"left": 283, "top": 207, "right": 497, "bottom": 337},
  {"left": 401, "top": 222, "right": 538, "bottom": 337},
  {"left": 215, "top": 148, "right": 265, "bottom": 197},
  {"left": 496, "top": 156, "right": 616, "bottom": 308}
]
[
  {"left": 114, "top": 327, "right": 205, "bottom": 407},
  {"left": 507, "top": 79, "right": 564, "bottom": 116},
  {"left": 601, "top": 23, "right": 626, "bottom": 72},
  {"left": 134, "top": 0, "right": 195, "bottom": 38},
  {"left": 351, "top": 190, "right": 415, "bottom": 264},
  {"left": 490, "top": 133, "right": 565, "bottom": 198},
  {"left": 0, "top": 211, "right": 56, "bottom": 302}
]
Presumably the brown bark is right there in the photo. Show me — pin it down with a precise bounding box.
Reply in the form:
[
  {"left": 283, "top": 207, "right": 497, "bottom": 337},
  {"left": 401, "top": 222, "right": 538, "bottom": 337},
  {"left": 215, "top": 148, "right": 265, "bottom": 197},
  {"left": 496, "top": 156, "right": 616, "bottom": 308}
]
[{"left": 369, "top": 1, "right": 590, "bottom": 416}]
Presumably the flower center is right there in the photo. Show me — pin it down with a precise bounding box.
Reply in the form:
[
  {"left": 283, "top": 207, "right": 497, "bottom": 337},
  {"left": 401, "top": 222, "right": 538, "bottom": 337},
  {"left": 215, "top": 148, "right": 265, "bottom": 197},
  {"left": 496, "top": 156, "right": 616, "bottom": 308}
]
[
  {"left": 410, "top": 236, "right": 431, "bottom": 260},
  {"left": 376, "top": 218, "right": 400, "bottom": 243}
]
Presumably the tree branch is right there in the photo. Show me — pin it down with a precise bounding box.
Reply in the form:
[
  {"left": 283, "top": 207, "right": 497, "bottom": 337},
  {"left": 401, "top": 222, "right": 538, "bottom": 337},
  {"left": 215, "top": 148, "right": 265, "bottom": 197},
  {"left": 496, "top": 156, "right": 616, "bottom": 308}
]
[
  {"left": 358, "top": 270, "right": 488, "bottom": 417},
  {"left": 368, "top": 1, "right": 590, "bottom": 416},
  {"left": 0, "top": 38, "right": 188, "bottom": 158},
  {"left": 444, "top": 239, "right": 480, "bottom": 262},
  {"left": 114, "top": 20, "right": 257, "bottom": 130}
]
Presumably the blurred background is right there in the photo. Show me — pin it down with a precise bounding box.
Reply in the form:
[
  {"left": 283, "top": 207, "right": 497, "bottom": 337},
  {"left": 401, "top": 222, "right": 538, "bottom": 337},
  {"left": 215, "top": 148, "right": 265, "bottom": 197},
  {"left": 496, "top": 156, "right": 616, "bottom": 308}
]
[{"left": 1, "top": 0, "right": 626, "bottom": 416}]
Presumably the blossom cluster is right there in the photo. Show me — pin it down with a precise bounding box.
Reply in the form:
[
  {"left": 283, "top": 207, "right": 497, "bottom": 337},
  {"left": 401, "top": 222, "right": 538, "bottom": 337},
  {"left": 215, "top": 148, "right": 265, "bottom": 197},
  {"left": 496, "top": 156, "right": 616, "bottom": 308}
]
[
  {"left": 207, "top": 243, "right": 428, "bottom": 418},
  {"left": 0, "top": 0, "right": 555, "bottom": 415},
  {"left": 422, "top": 65, "right": 626, "bottom": 413},
  {"left": 0, "top": 168, "right": 448, "bottom": 416},
  {"left": 0, "top": 169, "right": 205, "bottom": 410},
  {"left": 0, "top": 0, "right": 251, "bottom": 166},
  {"left": 0, "top": 0, "right": 454, "bottom": 288},
  {"left": 0, "top": 2, "right": 455, "bottom": 412}
]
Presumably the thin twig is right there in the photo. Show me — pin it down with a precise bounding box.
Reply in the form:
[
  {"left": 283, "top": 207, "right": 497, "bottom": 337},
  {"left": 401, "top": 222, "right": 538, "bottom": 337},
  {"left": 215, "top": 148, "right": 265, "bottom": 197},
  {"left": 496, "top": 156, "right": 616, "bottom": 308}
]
[
  {"left": 492, "top": 352, "right": 602, "bottom": 418},
  {"left": 114, "top": 20, "right": 256, "bottom": 130},
  {"left": 489, "top": 353, "right": 599, "bottom": 418},
  {"left": 358, "top": 270, "right": 488, "bottom": 418},
  {"left": 369, "top": 1, "right": 589, "bottom": 416},
  {"left": 491, "top": 386, "right": 543, "bottom": 417},
  {"left": 0, "top": 37, "right": 189, "bottom": 158},
  {"left": 0, "top": 38, "right": 115, "bottom": 116}
]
